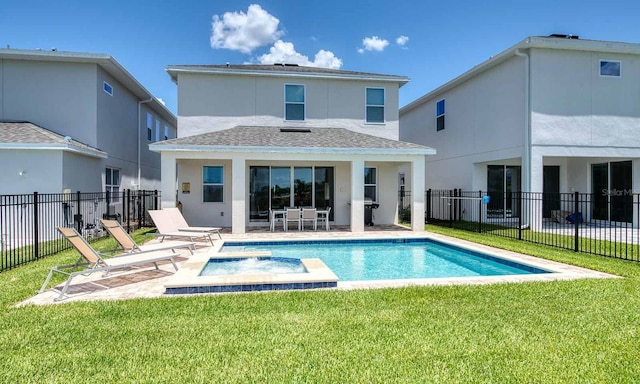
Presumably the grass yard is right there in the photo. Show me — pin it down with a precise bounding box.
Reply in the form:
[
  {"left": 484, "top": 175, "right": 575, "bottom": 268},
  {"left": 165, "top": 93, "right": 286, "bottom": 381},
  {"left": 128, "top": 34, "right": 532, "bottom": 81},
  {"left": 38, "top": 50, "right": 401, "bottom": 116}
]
[{"left": 1, "top": 227, "right": 640, "bottom": 383}]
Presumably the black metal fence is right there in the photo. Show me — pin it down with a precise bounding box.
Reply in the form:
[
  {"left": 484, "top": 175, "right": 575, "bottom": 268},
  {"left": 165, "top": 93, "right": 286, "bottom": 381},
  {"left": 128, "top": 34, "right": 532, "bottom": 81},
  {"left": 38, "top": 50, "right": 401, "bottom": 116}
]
[
  {"left": 0, "top": 190, "right": 160, "bottom": 272},
  {"left": 399, "top": 189, "right": 640, "bottom": 262}
]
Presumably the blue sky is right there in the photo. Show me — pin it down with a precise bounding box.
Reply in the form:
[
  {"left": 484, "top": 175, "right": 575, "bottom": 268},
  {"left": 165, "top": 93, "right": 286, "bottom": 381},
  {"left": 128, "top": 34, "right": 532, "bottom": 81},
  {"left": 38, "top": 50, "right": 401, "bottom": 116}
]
[{"left": 2, "top": 0, "right": 640, "bottom": 115}]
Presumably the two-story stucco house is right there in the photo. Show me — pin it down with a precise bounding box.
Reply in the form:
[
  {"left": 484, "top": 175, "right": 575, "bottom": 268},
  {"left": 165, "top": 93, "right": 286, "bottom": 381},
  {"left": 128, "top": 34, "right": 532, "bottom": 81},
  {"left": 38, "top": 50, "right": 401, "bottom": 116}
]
[
  {"left": 400, "top": 35, "right": 640, "bottom": 228},
  {"left": 0, "top": 48, "right": 176, "bottom": 195},
  {"left": 150, "top": 64, "right": 434, "bottom": 233}
]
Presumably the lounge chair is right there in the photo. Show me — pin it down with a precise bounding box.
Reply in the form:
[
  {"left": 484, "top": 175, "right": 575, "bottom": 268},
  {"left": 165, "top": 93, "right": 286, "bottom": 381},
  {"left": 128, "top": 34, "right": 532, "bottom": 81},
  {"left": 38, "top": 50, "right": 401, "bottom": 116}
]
[
  {"left": 164, "top": 207, "right": 222, "bottom": 238},
  {"left": 100, "top": 219, "right": 195, "bottom": 255},
  {"left": 39, "top": 227, "right": 179, "bottom": 301},
  {"left": 148, "top": 210, "right": 219, "bottom": 246}
]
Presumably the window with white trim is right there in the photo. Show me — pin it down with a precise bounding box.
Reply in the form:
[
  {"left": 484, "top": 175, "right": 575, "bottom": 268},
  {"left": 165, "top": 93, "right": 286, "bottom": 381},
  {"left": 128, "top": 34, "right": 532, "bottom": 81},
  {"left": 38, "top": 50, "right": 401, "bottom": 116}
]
[
  {"left": 105, "top": 167, "right": 120, "bottom": 202},
  {"left": 600, "top": 60, "right": 621, "bottom": 77},
  {"left": 436, "top": 99, "right": 445, "bottom": 131},
  {"left": 203, "top": 166, "right": 224, "bottom": 203},
  {"left": 103, "top": 81, "right": 113, "bottom": 96},
  {"left": 146, "top": 113, "right": 153, "bottom": 141},
  {"left": 285, "top": 84, "right": 305, "bottom": 121},
  {"left": 364, "top": 167, "right": 377, "bottom": 202},
  {"left": 366, "top": 88, "right": 385, "bottom": 123}
]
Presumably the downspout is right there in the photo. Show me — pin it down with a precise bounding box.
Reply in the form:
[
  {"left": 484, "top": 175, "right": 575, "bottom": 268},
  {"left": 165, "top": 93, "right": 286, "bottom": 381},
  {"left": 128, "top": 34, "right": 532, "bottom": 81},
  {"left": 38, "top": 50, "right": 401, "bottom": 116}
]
[
  {"left": 514, "top": 48, "right": 531, "bottom": 194},
  {"left": 137, "top": 98, "right": 153, "bottom": 190}
]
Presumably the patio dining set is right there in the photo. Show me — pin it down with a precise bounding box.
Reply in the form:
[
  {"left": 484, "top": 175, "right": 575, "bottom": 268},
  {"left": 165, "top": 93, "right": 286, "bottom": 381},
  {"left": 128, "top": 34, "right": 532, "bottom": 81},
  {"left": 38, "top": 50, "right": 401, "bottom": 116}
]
[{"left": 270, "top": 207, "right": 331, "bottom": 232}]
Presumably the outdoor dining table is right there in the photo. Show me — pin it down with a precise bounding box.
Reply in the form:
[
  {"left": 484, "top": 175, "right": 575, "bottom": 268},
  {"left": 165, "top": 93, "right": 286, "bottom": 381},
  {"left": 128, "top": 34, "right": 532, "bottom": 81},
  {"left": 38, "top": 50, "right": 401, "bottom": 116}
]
[{"left": 270, "top": 209, "right": 330, "bottom": 231}]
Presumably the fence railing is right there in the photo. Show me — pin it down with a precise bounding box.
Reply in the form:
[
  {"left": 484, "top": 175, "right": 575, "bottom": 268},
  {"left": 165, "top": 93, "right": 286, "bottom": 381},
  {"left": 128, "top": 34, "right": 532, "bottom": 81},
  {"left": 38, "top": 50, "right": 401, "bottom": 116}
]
[
  {"left": 0, "top": 190, "right": 160, "bottom": 272},
  {"left": 399, "top": 189, "right": 640, "bottom": 262}
]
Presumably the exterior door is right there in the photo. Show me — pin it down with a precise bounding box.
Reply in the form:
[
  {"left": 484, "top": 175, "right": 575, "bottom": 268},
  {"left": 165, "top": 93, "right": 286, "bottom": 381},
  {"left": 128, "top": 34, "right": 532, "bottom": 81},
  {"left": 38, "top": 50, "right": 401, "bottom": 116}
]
[{"left": 543, "top": 166, "right": 560, "bottom": 218}]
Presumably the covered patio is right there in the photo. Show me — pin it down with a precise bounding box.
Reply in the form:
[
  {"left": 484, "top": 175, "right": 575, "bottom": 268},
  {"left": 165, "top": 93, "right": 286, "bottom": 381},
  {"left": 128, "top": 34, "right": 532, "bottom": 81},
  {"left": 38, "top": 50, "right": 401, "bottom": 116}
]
[{"left": 151, "top": 126, "right": 435, "bottom": 234}]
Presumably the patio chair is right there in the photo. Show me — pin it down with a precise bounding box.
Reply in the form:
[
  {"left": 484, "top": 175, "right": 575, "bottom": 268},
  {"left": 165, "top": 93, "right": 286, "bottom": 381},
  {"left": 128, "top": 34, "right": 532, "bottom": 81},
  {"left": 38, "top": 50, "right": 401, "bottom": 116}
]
[
  {"left": 163, "top": 207, "right": 222, "bottom": 239},
  {"left": 39, "top": 227, "right": 179, "bottom": 301},
  {"left": 100, "top": 219, "right": 195, "bottom": 255},
  {"left": 270, "top": 209, "right": 285, "bottom": 232},
  {"left": 301, "top": 208, "right": 317, "bottom": 231},
  {"left": 284, "top": 208, "right": 301, "bottom": 231},
  {"left": 148, "top": 210, "right": 218, "bottom": 246},
  {"left": 317, "top": 207, "right": 331, "bottom": 231}
]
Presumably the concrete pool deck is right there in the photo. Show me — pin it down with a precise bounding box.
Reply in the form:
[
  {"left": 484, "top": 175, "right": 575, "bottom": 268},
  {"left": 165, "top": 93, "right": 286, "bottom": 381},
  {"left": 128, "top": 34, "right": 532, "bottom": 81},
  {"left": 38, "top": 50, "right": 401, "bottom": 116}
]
[{"left": 21, "top": 227, "right": 618, "bottom": 306}]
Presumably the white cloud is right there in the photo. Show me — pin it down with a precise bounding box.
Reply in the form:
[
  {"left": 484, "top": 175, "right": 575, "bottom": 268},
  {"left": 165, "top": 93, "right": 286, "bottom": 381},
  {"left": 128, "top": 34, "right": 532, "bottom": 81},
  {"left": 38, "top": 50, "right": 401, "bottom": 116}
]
[
  {"left": 210, "top": 4, "right": 283, "bottom": 54},
  {"left": 396, "top": 35, "right": 409, "bottom": 46},
  {"left": 358, "top": 36, "right": 389, "bottom": 53},
  {"left": 257, "top": 40, "right": 343, "bottom": 69}
]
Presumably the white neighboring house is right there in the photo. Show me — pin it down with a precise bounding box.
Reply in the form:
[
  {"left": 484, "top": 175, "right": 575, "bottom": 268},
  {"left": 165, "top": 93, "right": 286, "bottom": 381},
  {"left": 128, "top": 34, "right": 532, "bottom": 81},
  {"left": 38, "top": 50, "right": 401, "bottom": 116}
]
[
  {"left": 0, "top": 48, "right": 176, "bottom": 195},
  {"left": 150, "top": 64, "right": 435, "bottom": 233},
  {"left": 400, "top": 35, "right": 640, "bottom": 228}
]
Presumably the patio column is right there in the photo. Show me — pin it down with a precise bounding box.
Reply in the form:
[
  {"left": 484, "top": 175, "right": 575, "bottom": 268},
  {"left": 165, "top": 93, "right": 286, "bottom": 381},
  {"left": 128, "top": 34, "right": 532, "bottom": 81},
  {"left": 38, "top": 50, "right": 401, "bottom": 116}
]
[
  {"left": 411, "top": 157, "right": 425, "bottom": 232},
  {"left": 530, "top": 148, "right": 544, "bottom": 231},
  {"left": 231, "top": 156, "right": 246, "bottom": 234},
  {"left": 351, "top": 158, "right": 365, "bottom": 232},
  {"left": 160, "top": 153, "right": 177, "bottom": 209}
]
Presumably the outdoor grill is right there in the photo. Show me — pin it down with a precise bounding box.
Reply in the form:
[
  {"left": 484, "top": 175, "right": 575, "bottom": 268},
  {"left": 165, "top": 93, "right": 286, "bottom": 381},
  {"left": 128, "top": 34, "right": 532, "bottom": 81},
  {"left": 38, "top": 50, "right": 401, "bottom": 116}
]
[{"left": 364, "top": 199, "right": 380, "bottom": 226}]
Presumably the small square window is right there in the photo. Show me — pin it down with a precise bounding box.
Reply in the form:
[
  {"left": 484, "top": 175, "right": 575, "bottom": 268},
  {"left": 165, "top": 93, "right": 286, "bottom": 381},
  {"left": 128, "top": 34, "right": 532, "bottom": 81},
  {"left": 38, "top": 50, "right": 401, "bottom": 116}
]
[
  {"left": 600, "top": 60, "right": 621, "bottom": 77},
  {"left": 103, "top": 81, "right": 113, "bottom": 96},
  {"left": 436, "top": 99, "right": 445, "bottom": 131}
]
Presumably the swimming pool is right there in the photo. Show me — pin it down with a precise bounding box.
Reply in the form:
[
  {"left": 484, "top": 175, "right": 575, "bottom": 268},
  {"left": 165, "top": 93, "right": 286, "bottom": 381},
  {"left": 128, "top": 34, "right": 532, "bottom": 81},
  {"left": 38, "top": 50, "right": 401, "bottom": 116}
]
[
  {"left": 220, "top": 238, "right": 550, "bottom": 281},
  {"left": 201, "top": 257, "right": 305, "bottom": 276}
]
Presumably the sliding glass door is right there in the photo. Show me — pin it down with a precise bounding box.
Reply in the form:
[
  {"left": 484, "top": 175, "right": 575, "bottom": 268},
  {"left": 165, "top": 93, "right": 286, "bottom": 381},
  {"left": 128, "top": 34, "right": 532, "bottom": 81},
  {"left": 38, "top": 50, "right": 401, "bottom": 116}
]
[
  {"left": 592, "top": 161, "right": 632, "bottom": 223},
  {"left": 249, "top": 166, "right": 335, "bottom": 222},
  {"left": 487, "top": 165, "right": 521, "bottom": 219}
]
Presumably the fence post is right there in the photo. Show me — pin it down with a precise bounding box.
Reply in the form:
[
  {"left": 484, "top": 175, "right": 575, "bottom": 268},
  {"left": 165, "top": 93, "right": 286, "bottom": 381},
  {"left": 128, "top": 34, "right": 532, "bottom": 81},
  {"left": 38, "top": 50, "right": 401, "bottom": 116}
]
[
  {"left": 137, "top": 191, "right": 143, "bottom": 230},
  {"left": 478, "top": 190, "right": 482, "bottom": 233},
  {"left": 142, "top": 191, "right": 147, "bottom": 227},
  {"left": 126, "top": 189, "right": 131, "bottom": 233},
  {"left": 426, "top": 189, "right": 431, "bottom": 223},
  {"left": 518, "top": 191, "right": 523, "bottom": 240},
  {"left": 75, "top": 191, "right": 81, "bottom": 232},
  {"left": 33, "top": 192, "right": 39, "bottom": 259},
  {"left": 154, "top": 189, "right": 159, "bottom": 210},
  {"left": 449, "top": 190, "right": 453, "bottom": 228},
  {"left": 106, "top": 190, "right": 111, "bottom": 217},
  {"left": 574, "top": 191, "right": 580, "bottom": 252}
]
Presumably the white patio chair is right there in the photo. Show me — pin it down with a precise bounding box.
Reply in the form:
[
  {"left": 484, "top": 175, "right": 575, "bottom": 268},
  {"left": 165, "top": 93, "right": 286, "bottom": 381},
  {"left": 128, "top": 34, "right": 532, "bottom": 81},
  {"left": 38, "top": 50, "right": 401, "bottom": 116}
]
[
  {"left": 270, "top": 209, "right": 285, "bottom": 231},
  {"left": 284, "top": 208, "right": 301, "bottom": 231},
  {"left": 317, "top": 207, "right": 331, "bottom": 231},
  {"left": 301, "top": 208, "right": 317, "bottom": 231}
]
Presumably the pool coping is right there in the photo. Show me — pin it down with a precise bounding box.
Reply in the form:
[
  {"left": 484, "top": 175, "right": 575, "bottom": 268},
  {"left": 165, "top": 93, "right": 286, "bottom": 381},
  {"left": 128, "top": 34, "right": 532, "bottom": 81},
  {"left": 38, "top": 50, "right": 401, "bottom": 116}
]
[{"left": 163, "top": 232, "right": 618, "bottom": 294}]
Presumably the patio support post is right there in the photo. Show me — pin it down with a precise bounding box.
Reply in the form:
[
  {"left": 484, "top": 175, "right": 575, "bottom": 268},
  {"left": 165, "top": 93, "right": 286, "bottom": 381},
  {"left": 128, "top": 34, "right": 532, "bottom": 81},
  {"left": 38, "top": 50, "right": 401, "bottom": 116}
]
[
  {"left": 411, "top": 157, "right": 425, "bottom": 232},
  {"left": 351, "top": 158, "right": 365, "bottom": 232},
  {"left": 160, "top": 154, "right": 177, "bottom": 209},
  {"left": 231, "top": 157, "right": 246, "bottom": 234},
  {"left": 530, "top": 148, "right": 544, "bottom": 231}
]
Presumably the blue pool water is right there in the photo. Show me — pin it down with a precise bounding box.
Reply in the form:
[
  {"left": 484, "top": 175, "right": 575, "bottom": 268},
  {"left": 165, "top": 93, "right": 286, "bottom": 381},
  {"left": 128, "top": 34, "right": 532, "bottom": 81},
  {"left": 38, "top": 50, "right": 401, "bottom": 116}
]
[
  {"left": 201, "top": 257, "right": 305, "bottom": 276},
  {"left": 220, "top": 239, "right": 549, "bottom": 281}
]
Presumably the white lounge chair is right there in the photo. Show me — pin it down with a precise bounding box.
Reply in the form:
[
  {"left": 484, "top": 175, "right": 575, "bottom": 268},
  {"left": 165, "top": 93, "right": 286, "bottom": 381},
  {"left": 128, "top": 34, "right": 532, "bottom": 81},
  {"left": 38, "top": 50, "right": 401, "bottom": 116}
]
[
  {"left": 148, "top": 210, "right": 218, "bottom": 246},
  {"left": 39, "top": 227, "right": 179, "bottom": 301},
  {"left": 100, "top": 219, "right": 195, "bottom": 255},
  {"left": 164, "top": 207, "right": 222, "bottom": 239}
]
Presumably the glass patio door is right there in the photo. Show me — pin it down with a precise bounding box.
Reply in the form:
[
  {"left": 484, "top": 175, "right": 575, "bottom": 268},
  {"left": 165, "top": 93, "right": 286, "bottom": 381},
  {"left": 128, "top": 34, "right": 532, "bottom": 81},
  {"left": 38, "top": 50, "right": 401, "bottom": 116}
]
[
  {"left": 487, "top": 165, "right": 521, "bottom": 219},
  {"left": 271, "top": 167, "right": 291, "bottom": 210}
]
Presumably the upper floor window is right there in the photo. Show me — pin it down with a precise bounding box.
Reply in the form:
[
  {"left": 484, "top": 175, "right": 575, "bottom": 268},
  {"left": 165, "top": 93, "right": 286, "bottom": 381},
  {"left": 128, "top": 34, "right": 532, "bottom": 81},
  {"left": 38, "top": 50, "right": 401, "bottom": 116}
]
[
  {"left": 366, "top": 88, "right": 385, "bottom": 123},
  {"left": 364, "top": 167, "right": 377, "bottom": 202},
  {"left": 105, "top": 167, "right": 120, "bottom": 202},
  {"left": 285, "top": 84, "right": 305, "bottom": 121},
  {"left": 155, "top": 121, "right": 161, "bottom": 142},
  {"left": 164, "top": 126, "right": 169, "bottom": 140},
  {"left": 103, "top": 81, "right": 113, "bottom": 96},
  {"left": 146, "top": 113, "right": 153, "bottom": 141},
  {"left": 600, "top": 60, "right": 621, "bottom": 77},
  {"left": 203, "top": 166, "right": 224, "bottom": 203},
  {"left": 436, "top": 99, "right": 445, "bottom": 131}
]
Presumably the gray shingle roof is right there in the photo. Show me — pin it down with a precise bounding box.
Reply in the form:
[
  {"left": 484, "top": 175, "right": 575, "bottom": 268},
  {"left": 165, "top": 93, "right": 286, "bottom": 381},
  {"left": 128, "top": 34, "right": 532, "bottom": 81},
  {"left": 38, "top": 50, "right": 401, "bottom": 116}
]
[
  {"left": 0, "top": 122, "right": 107, "bottom": 157},
  {"left": 150, "top": 126, "right": 434, "bottom": 154}
]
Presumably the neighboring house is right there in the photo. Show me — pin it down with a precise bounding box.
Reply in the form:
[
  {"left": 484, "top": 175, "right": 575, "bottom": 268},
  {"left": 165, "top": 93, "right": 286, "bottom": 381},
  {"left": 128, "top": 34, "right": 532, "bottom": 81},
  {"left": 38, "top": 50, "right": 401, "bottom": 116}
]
[
  {"left": 400, "top": 35, "right": 640, "bottom": 227},
  {"left": 150, "top": 64, "right": 434, "bottom": 233},
  {"left": 0, "top": 48, "right": 176, "bottom": 196}
]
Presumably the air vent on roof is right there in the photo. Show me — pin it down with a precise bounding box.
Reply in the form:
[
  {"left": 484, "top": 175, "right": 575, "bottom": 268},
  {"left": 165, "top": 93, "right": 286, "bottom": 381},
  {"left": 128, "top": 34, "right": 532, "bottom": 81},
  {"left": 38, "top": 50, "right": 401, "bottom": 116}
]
[
  {"left": 548, "top": 34, "right": 579, "bottom": 39},
  {"left": 280, "top": 128, "right": 311, "bottom": 133}
]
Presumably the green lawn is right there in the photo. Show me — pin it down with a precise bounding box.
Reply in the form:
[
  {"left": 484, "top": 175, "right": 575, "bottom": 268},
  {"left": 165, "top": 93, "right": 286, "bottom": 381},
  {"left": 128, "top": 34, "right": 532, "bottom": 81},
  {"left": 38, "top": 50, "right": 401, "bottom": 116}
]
[{"left": 1, "top": 228, "right": 640, "bottom": 383}]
